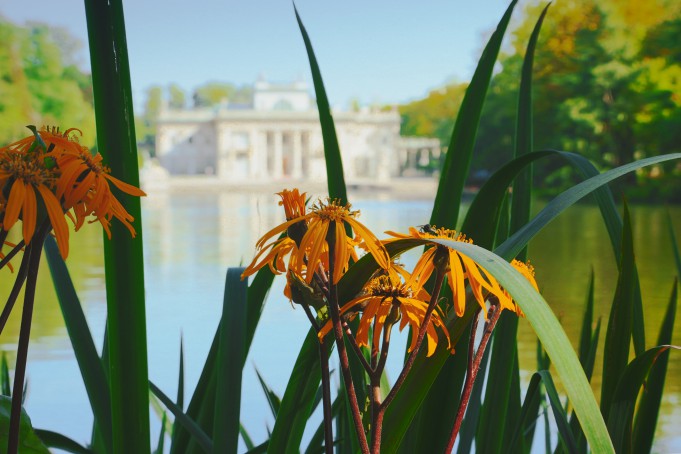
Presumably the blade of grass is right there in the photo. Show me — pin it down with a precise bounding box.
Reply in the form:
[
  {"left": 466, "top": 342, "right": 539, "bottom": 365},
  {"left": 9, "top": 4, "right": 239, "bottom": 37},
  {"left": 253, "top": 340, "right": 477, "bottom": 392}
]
[
  {"left": 83, "top": 1, "right": 149, "bottom": 451},
  {"left": 431, "top": 0, "right": 519, "bottom": 229},
  {"left": 667, "top": 213, "right": 681, "bottom": 277},
  {"left": 294, "top": 5, "right": 347, "bottom": 204},
  {"left": 34, "top": 429, "right": 93, "bottom": 454},
  {"left": 240, "top": 423, "right": 255, "bottom": 451},
  {"left": 600, "top": 202, "right": 636, "bottom": 421},
  {"left": 607, "top": 345, "right": 680, "bottom": 453},
  {"left": 212, "top": 268, "right": 248, "bottom": 454},
  {"left": 432, "top": 239, "right": 613, "bottom": 453},
  {"left": 632, "top": 280, "right": 677, "bottom": 453},
  {"left": 255, "top": 368, "right": 281, "bottom": 419},
  {"left": 153, "top": 413, "right": 167, "bottom": 454},
  {"left": 44, "top": 236, "right": 112, "bottom": 452},
  {"left": 269, "top": 330, "right": 333, "bottom": 453},
  {"left": 150, "top": 381, "right": 213, "bottom": 453},
  {"left": 1, "top": 353, "right": 10, "bottom": 396},
  {"left": 382, "top": 153, "right": 678, "bottom": 451}
]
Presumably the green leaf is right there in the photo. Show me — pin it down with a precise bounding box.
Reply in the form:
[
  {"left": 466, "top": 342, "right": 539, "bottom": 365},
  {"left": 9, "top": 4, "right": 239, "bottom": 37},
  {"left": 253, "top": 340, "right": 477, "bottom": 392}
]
[
  {"left": 0, "top": 396, "right": 50, "bottom": 453},
  {"left": 632, "top": 280, "right": 678, "bottom": 454},
  {"left": 255, "top": 368, "right": 281, "bottom": 419},
  {"left": 213, "top": 268, "right": 248, "bottom": 454},
  {"left": 240, "top": 423, "right": 255, "bottom": 451},
  {"left": 177, "top": 336, "right": 185, "bottom": 413},
  {"left": 495, "top": 153, "right": 680, "bottom": 261},
  {"left": 431, "top": 0, "right": 519, "bottom": 229},
  {"left": 382, "top": 153, "right": 678, "bottom": 452},
  {"left": 34, "top": 429, "right": 94, "bottom": 454},
  {"left": 600, "top": 202, "right": 636, "bottom": 421},
  {"left": 269, "top": 329, "right": 331, "bottom": 453},
  {"left": 153, "top": 413, "right": 167, "bottom": 454},
  {"left": 150, "top": 381, "right": 213, "bottom": 453},
  {"left": 294, "top": 5, "right": 347, "bottom": 204},
  {"left": 666, "top": 213, "right": 681, "bottom": 279},
  {"left": 84, "top": 1, "right": 150, "bottom": 451},
  {"left": 607, "top": 345, "right": 680, "bottom": 453},
  {"left": 1, "top": 353, "right": 10, "bottom": 396},
  {"left": 432, "top": 239, "right": 614, "bottom": 453},
  {"left": 510, "top": 371, "right": 577, "bottom": 454},
  {"left": 44, "top": 236, "right": 113, "bottom": 453}
]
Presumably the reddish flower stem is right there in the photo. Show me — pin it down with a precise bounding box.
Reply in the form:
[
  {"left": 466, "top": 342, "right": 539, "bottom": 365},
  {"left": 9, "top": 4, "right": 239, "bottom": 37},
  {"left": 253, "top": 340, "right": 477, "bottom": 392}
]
[
  {"left": 445, "top": 303, "right": 502, "bottom": 453},
  {"left": 8, "top": 230, "right": 47, "bottom": 454},
  {"left": 380, "top": 266, "right": 446, "bottom": 411},
  {"left": 0, "top": 240, "right": 25, "bottom": 271},
  {"left": 369, "top": 322, "right": 393, "bottom": 454},
  {"left": 300, "top": 303, "right": 333, "bottom": 454},
  {"left": 327, "top": 228, "right": 370, "bottom": 454}
]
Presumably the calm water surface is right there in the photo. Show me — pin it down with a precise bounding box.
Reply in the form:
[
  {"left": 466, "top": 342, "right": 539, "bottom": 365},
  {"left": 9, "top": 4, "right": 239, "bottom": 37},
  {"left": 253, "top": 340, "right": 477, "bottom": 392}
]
[{"left": 1, "top": 188, "right": 679, "bottom": 452}]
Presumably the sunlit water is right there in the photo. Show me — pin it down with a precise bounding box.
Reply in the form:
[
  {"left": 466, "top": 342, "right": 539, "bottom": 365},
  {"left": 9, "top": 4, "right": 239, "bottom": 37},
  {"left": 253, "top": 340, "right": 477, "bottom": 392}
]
[{"left": 1, "top": 187, "right": 679, "bottom": 452}]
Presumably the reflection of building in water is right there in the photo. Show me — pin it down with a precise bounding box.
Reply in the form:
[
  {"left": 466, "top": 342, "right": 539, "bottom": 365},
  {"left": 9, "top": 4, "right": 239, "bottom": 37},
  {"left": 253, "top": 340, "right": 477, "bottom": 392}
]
[{"left": 156, "top": 78, "right": 440, "bottom": 182}]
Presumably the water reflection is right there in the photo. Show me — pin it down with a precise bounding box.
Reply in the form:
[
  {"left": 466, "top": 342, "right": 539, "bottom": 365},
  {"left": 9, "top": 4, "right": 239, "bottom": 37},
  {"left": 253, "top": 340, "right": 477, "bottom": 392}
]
[{"left": 1, "top": 189, "right": 679, "bottom": 451}]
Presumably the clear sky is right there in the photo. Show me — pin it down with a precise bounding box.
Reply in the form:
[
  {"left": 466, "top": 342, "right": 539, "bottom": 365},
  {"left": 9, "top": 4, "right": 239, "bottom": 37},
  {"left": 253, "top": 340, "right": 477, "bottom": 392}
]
[{"left": 0, "top": 0, "right": 531, "bottom": 110}]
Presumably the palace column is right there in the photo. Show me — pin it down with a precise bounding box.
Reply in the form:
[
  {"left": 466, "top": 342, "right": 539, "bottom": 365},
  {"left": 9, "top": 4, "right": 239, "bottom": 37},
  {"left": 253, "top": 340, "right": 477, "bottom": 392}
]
[
  {"left": 292, "top": 130, "right": 302, "bottom": 179},
  {"left": 273, "top": 130, "right": 283, "bottom": 178}
]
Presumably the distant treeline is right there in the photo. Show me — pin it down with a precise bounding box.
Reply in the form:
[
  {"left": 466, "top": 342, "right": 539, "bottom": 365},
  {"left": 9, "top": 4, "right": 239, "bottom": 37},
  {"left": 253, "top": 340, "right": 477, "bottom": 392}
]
[{"left": 400, "top": 0, "right": 681, "bottom": 200}]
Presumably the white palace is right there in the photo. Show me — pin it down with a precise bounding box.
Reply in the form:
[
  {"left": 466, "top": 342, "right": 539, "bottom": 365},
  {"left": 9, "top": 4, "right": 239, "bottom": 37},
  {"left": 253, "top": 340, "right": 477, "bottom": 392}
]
[{"left": 155, "top": 78, "right": 440, "bottom": 183}]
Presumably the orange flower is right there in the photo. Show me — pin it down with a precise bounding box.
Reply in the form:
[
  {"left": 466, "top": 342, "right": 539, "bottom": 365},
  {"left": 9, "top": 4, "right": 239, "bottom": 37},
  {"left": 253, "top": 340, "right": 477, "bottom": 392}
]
[
  {"left": 386, "top": 226, "right": 509, "bottom": 317},
  {"left": 0, "top": 142, "right": 69, "bottom": 257},
  {"left": 503, "top": 260, "right": 539, "bottom": 316},
  {"left": 54, "top": 136, "right": 146, "bottom": 238},
  {"left": 318, "top": 273, "right": 450, "bottom": 357},
  {"left": 242, "top": 191, "right": 390, "bottom": 285}
]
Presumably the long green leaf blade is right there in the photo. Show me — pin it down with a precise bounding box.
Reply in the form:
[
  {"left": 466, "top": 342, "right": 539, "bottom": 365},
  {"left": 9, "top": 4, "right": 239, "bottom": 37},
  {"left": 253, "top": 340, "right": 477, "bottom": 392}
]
[
  {"left": 600, "top": 202, "right": 636, "bottom": 421},
  {"left": 607, "top": 345, "right": 680, "bottom": 453},
  {"left": 150, "top": 381, "right": 213, "bottom": 453},
  {"left": 632, "top": 280, "right": 678, "bottom": 453},
  {"left": 294, "top": 5, "right": 347, "bottom": 204},
  {"left": 269, "top": 329, "right": 331, "bottom": 453},
  {"left": 430, "top": 238, "right": 614, "bottom": 453},
  {"left": 44, "top": 236, "right": 112, "bottom": 452},
  {"left": 431, "top": 0, "right": 518, "bottom": 229},
  {"left": 213, "top": 268, "right": 248, "bottom": 454},
  {"left": 83, "top": 1, "right": 149, "bottom": 451},
  {"left": 34, "top": 429, "right": 94, "bottom": 454}
]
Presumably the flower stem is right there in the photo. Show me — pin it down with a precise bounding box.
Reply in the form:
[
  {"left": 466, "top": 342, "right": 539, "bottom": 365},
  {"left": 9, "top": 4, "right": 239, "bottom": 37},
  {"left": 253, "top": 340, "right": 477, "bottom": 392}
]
[
  {"left": 0, "top": 240, "right": 25, "bottom": 271},
  {"left": 381, "top": 265, "right": 446, "bottom": 411},
  {"left": 7, "top": 232, "right": 46, "bottom": 454},
  {"left": 300, "top": 303, "right": 333, "bottom": 454},
  {"left": 326, "top": 224, "right": 370, "bottom": 454},
  {"left": 0, "top": 250, "right": 30, "bottom": 336},
  {"left": 369, "top": 322, "right": 393, "bottom": 454},
  {"left": 445, "top": 303, "right": 502, "bottom": 453}
]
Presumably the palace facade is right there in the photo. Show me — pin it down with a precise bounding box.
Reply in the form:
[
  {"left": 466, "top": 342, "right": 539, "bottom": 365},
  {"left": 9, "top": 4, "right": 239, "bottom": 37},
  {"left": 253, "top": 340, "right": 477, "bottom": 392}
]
[{"left": 155, "top": 78, "right": 440, "bottom": 182}]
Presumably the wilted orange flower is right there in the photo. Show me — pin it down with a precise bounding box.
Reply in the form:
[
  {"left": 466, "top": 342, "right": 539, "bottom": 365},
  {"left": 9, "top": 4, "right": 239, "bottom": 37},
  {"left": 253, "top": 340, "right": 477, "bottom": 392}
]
[
  {"left": 54, "top": 138, "right": 146, "bottom": 238},
  {"left": 0, "top": 140, "right": 69, "bottom": 257},
  {"left": 318, "top": 273, "right": 451, "bottom": 357},
  {"left": 386, "top": 226, "right": 509, "bottom": 317},
  {"left": 0, "top": 126, "right": 146, "bottom": 259}
]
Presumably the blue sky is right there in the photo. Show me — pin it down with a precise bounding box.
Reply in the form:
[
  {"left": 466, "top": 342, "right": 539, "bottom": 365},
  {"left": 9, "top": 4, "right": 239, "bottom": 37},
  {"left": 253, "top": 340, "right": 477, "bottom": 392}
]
[{"left": 1, "top": 0, "right": 532, "bottom": 110}]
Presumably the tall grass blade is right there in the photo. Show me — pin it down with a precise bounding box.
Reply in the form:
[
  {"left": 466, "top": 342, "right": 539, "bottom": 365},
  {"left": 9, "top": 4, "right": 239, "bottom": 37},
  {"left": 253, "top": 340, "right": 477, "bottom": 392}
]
[
  {"left": 632, "top": 280, "right": 677, "bottom": 453},
  {"left": 240, "top": 423, "right": 255, "bottom": 451},
  {"left": 150, "top": 381, "right": 212, "bottom": 453},
  {"left": 83, "top": 0, "right": 149, "bottom": 450},
  {"left": 431, "top": 239, "right": 613, "bottom": 453},
  {"left": 212, "top": 268, "right": 248, "bottom": 454},
  {"left": 34, "top": 429, "right": 93, "bottom": 454},
  {"left": 667, "top": 213, "right": 681, "bottom": 277},
  {"left": 600, "top": 202, "right": 636, "bottom": 421},
  {"left": 294, "top": 5, "right": 347, "bottom": 204},
  {"left": 255, "top": 368, "right": 281, "bottom": 418},
  {"left": 44, "top": 236, "right": 112, "bottom": 452},
  {"left": 177, "top": 336, "right": 185, "bottom": 412},
  {"left": 1, "top": 353, "right": 10, "bottom": 396},
  {"left": 431, "top": 0, "right": 518, "bottom": 228},
  {"left": 382, "top": 154, "right": 677, "bottom": 452},
  {"left": 269, "top": 331, "right": 332, "bottom": 453},
  {"left": 607, "top": 345, "right": 680, "bottom": 453},
  {"left": 153, "top": 413, "right": 167, "bottom": 454},
  {"left": 494, "top": 154, "right": 680, "bottom": 260}
]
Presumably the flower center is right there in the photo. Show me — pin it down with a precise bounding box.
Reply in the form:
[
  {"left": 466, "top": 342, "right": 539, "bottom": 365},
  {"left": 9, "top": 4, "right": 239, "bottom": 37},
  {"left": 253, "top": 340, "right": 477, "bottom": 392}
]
[
  {"left": 1, "top": 151, "right": 56, "bottom": 188},
  {"left": 311, "top": 198, "right": 359, "bottom": 221}
]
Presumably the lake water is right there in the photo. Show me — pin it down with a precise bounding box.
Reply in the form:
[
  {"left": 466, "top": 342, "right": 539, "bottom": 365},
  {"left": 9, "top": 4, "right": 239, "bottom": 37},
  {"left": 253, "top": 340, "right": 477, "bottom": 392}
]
[{"left": 1, "top": 186, "right": 679, "bottom": 452}]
